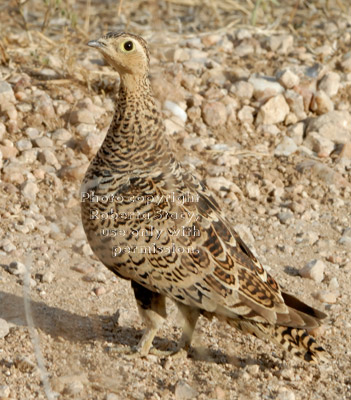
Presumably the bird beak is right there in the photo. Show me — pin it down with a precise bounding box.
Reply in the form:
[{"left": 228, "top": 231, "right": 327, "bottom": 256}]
[{"left": 87, "top": 40, "right": 105, "bottom": 48}]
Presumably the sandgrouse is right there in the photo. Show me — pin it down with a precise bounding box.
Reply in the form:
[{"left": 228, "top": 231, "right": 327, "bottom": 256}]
[{"left": 81, "top": 32, "right": 327, "bottom": 363}]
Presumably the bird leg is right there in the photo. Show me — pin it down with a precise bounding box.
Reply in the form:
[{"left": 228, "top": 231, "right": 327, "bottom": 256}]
[
  {"left": 132, "top": 281, "right": 167, "bottom": 357},
  {"left": 171, "top": 302, "right": 200, "bottom": 358}
]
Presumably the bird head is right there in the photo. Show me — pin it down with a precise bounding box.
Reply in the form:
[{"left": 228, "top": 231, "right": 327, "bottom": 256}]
[{"left": 88, "top": 32, "right": 150, "bottom": 77}]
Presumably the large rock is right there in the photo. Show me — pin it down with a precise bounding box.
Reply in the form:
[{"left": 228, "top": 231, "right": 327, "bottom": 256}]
[{"left": 306, "top": 111, "right": 351, "bottom": 143}]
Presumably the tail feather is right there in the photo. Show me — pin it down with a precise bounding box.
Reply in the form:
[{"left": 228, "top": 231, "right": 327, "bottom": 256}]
[{"left": 228, "top": 319, "right": 328, "bottom": 363}]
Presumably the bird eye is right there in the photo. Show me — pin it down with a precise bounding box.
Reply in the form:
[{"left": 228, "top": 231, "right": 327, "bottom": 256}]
[{"left": 123, "top": 41, "right": 134, "bottom": 51}]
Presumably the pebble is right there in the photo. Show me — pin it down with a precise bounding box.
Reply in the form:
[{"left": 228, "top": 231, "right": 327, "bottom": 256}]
[
  {"left": 340, "top": 53, "right": 351, "bottom": 72},
  {"left": 52, "top": 128, "right": 72, "bottom": 143},
  {"left": 246, "top": 182, "right": 260, "bottom": 200},
  {"left": 21, "top": 181, "right": 39, "bottom": 200},
  {"left": 306, "top": 110, "right": 351, "bottom": 143},
  {"left": 268, "top": 35, "right": 294, "bottom": 54},
  {"left": 175, "top": 380, "right": 198, "bottom": 400},
  {"left": 0, "top": 144, "right": 18, "bottom": 159},
  {"left": 304, "top": 131, "right": 335, "bottom": 156},
  {"left": 33, "top": 136, "right": 54, "bottom": 148},
  {"left": 38, "top": 148, "right": 60, "bottom": 168},
  {"left": 248, "top": 76, "right": 284, "bottom": 100},
  {"left": 0, "top": 80, "right": 16, "bottom": 105},
  {"left": 0, "top": 318, "right": 10, "bottom": 338},
  {"left": 106, "top": 394, "right": 120, "bottom": 400},
  {"left": 164, "top": 100, "right": 187, "bottom": 122},
  {"left": 237, "top": 105, "right": 255, "bottom": 123},
  {"left": 256, "top": 94, "right": 289, "bottom": 125},
  {"left": 7, "top": 261, "right": 27, "bottom": 276},
  {"left": 202, "top": 101, "right": 227, "bottom": 127},
  {"left": 230, "top": 80, "right": 254, "bottom": 99},
  {"left": 41, "top": 271, "right": 55, "bottom": 283},
  {"left": 314, "top": 290, "right": 337, "bottom": 304},
  {"left": 0, "top": 238, "right": 16, "bottom": 253},
  {"left": 0, "top": 121, "right": 5, "bottom": 140},
  {"left": 25, "top": 127, "right": 40, "bottom": 140},
  {"left": 284, "top": 89, "right": 306, "bottom": 119},
  {"left": 287, "top": 122, "right": 304, "bottom": 145},
  {"left": 277, "top": 211, "right": 294, "bottom": 224},
  {"left": 16, "top": 138, "right": 32, "bottom": 151},
  {"left": 277, "top": 389, "right": 295, "bottom": 400},
  {"left": 0, "top": 385, "right": 10, "bottom": 398},
  {"left": 274, "top": 137, "right": 298, "bottom": 156},
  {"left": 318, "top": 71, "right": 340, "bottom": 97},
  {"left": 70, "top": 108, "right": 95, "bottom": 125},
  {"left": 277, "top": 68, "right": 300, "bottom": 89},
  {"left": 299, "top": 259, "right": 325, "bottom": 283},
  {"left": 310, "top": 90, "right": 334, "bottom": 114}
]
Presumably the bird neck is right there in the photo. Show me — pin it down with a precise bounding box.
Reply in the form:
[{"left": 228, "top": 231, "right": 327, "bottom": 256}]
[{"left": 95, "top": 74, "right": 173, "bottom": 171}]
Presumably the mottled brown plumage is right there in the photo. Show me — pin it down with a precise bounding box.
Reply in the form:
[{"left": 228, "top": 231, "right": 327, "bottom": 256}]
[{"left": 81, "top": 32, "right": 327, "bottom": 363}]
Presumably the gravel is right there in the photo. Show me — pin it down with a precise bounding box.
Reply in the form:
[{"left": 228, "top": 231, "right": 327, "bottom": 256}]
[{"left": 1, "top": 2, "right": 351, "bottom": 400}]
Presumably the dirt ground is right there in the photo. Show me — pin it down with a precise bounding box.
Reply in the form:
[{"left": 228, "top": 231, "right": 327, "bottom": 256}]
[{"left": 1, "top": 1, "right": 351, "bottom": 399}]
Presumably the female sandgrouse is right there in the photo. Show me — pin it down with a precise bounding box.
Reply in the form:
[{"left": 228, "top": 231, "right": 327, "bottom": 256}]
[{"left": 81, "top": 32, "right": 327, "bottom": 363}]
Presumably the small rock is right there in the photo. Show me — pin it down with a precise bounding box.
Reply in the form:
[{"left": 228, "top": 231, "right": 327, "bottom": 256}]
[
  {"left": 0, "top": 318, "right": 10, "bottom": 338},
  {"left": 7, "top": 261, "right": 27, "bottom": 276},
  {"left": 338, "top": 143, "right": 351, "bottom": 159},
  {"left": 268, "top": 35, "right": 294, "bottom": 54},
  {"left": 310, "top": 90, "right": 334, "bottom": 114},
  {"left": 34, "top": 91, "right": 56, "bottom": 119},
  {"left": 256, "top": 94, "right": 290, "bottom": 125},
  {"left": 33, "top": 136, "right": 54, "bottom": 148},
  {"left": 0, "top": 122, "right": 6, "bottom": 140},
  {"left": 237, "top": 105, "right": 255, "bottom": 123},
  {"left": 277, "top": 211, "right": 293, "bottom": 224},
  {"left": 318, "top": 72, "right": 340, "bottom": 97},
  {"left": 80, "top": 132, "right": 104, "bottom": 156},
  {"left": 93, "top": 286, "right": 106, "bottom": 296},
  {"left": 246, "top": 182, "right": 260, "bottom": 200},
  {"left": 248, "top": 76, "right": 284, "bottom": 101},
  {"left": 63, "top": 380, "right": 84, "bottom": 395},
  {"left": 25, "top": 127, "right": 40, "bottom": 140},
  {"left": 21, "top": 181, "right": 39, "bottom": 200},
  {"left": 277, "top": 69, "right": 300, "bottom": 89},
  {"left": 277, "top": 389, "right": 295, "bottom": 400},
  {"left": 341, "top": 53, "right": 351, "bottom": 72},
  {"left": 329, "top": 277, "right": 339, "bottom": 290},
  {"left": 284, "top": 90, "right": 306, "bottom": 120},
  {"left": 314, "top": 290, "right": 337, "bottom": 304},
  {"left": 70, "top": 109, "right": 95, "bottom": 125},
  {"left": 0, "top": 81, "right": 16, "bottom": 105},
  {"left": 16, "top": 138, "right": 32, "bottom": 151},
  {"left": 106, "top": 394, "right": 120, "bottom": 400},
  {"left": 299, "top": 259, "right": 325, "bottom": 283},
  {"left": 0, "top": 239, "right": 16, "bottom": 253},
  {"left": 306, "top": 111, "right": 351, "bottom": 143},
  {"left": 164, "top": 100, "right": 187, "bottom": 123},
  {"left": 287, "top": 122, "right": 304, "bottom": 145},
  {"left": 304, "top": 131, "right": 335, "bottom": 156},
  {"left": 274, "top": 137, "right": 297, "bottom": 156},
  {"left": 202, "top": 101, "right": 227, "bottom": 127},
  {"left": 41, "top": 271, "right": 55, "bottom": 284},
  {"left": 0, "top": 143, "right": 18, "bottom": 159},
  {"left": 230, "top": 80, "right": 254, "bottom": 100},
  {"left": 38, "top": 149, "right": 60, "bottom": 168},
  {"left": 175, "top": 380, "right": 198, "bottom": 400},
  {"left": 0, "top": 385, "right": 10, "bottom": 398},
  {"left": 52, "top": 128, "right": 72, "bottom": 143}
]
